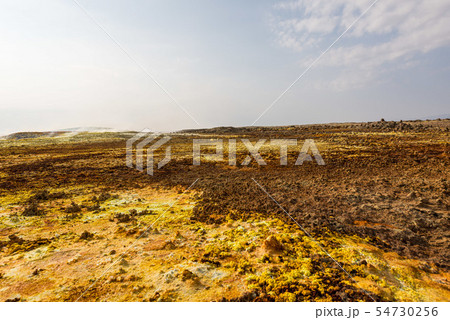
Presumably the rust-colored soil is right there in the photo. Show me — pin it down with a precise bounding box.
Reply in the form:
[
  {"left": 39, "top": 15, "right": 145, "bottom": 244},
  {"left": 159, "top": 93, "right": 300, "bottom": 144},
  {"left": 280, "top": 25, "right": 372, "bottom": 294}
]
[{"left": 0, "top": 120, "right": 449, "bottom": 301}]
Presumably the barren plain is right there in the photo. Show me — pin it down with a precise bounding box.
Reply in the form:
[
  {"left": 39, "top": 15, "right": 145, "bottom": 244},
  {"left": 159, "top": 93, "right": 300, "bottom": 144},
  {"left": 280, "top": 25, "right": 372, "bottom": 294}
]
[{"left": 0, "top": 119, "right": 449, "bottom": 301}]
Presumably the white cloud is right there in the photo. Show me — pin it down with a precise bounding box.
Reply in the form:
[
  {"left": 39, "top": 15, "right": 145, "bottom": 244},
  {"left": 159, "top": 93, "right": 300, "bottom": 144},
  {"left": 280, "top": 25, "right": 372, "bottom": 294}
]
[{"left": 272, "top": 0, "right": 450, "bottom": 89}]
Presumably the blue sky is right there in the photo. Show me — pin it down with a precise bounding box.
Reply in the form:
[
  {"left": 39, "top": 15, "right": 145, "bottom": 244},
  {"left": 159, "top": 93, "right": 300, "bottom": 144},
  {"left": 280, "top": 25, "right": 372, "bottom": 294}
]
[{"left": 1, "top": 0, "right": 449, "bottom": 134}]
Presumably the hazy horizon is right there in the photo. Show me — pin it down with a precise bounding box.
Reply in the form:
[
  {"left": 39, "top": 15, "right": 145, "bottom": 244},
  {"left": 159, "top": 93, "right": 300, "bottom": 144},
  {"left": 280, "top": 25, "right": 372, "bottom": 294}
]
[
  {"left": 3, "top": 113, "right": 450, "bottom": 137},
  {"left": 1, "top": 0, "right": 450, "bottom": 135}
]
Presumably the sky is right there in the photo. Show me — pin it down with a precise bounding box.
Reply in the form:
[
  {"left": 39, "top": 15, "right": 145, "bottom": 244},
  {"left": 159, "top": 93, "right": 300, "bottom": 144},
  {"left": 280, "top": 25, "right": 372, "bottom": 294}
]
[{"left": 1, "top": 0, "right": 449, "bottom": 134}]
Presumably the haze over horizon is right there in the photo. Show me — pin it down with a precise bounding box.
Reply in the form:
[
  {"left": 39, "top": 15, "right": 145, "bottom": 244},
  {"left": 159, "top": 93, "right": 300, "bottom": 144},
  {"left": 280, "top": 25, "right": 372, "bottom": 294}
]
[{"left": 1, "top": 0, "right": 450, "bottom": 135}]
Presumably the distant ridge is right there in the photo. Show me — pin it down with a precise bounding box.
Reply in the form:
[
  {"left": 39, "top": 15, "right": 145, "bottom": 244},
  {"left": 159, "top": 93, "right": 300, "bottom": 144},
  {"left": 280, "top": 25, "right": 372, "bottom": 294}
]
[
  {"left": 1, "top": 127, "right": 120, "bottom": 140},
  {"left": 393, "top": 114, "right": 450, "bottom": 121},
  {"left": 2, "top": 117, "right": 449, "bottom": 140},
  {"left": 2, "top": 132, "right": 56, "bottom": 140}
]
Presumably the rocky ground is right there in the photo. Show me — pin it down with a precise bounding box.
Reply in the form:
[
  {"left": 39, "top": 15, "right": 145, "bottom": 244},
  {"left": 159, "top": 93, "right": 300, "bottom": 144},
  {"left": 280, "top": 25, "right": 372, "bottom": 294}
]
[{"left": 0, "top": 119, "right": 449, "bottom": 301}]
